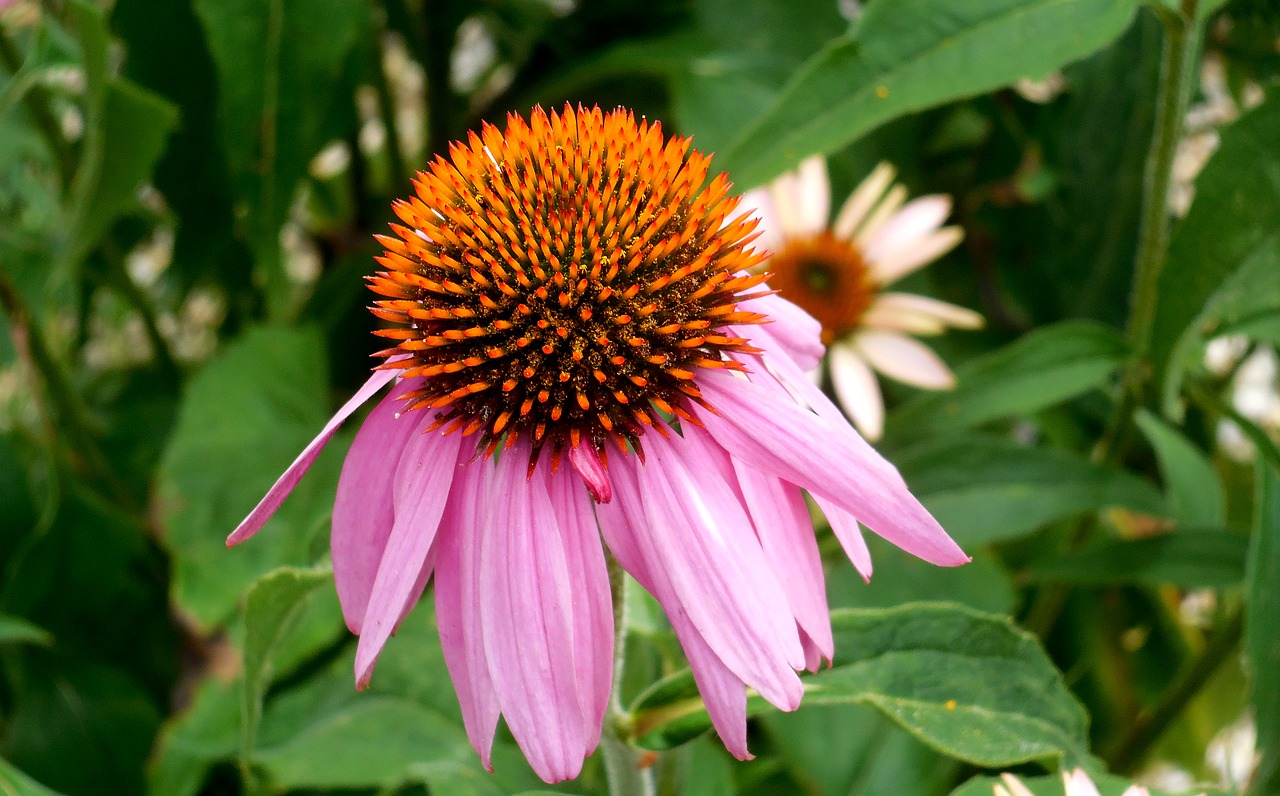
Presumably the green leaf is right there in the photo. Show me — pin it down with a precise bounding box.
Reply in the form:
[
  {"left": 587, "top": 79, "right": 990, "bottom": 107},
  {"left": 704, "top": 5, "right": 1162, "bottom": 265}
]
[
  {"left": 239, "top": 565, "right": 331, "bottom": 766},
  {"left": 896, "top": 437, "right": 1168, "bottom": 545},
  {"left": 1134, "top": 409, "right": 1225, "bottom": 526},
  {"left": 1247, "top": 464, "right": 1280, "bottom": 793},
  {"left": 193, "top": 0, "right": 368, "bottom": 312},
  {"left": 156, "top": 325, "right": 344, "bottom": 631},
  {"left": 632, "top": 604, "right": 1090, "bottom": 770},
  {"left": 886, "top": 322, "right": 1127, "bottom": 445},
  {"left": 146, "top": 676, "right": 240, "bottom": 796},
  {"left": 254, "top": 698, "right": 476, "bottom": 789},
  {"left": 61, "top": 0, "right": 178, "bottom": 270},
  {"left": 717, "top": 0, "right": 1140, "bottom": 187},
  {"left": 826, "top": 541, "right": 1016, "bottom": 616},
  {"left": 0, "top": 757, "right": 65, "bottom": 796},
  {"left": 1151, "top": 94, "right": 1280, "bottom": 413},
  {"left": 0, "top": 614, "right": 52, "bottom": 647},
  {"left": 1028, "top": 530, "right": 1248, "bottom": 588}
]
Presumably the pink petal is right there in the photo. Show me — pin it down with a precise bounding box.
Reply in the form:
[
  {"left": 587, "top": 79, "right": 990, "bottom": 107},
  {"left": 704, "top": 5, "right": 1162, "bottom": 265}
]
[
  {"left": 728, "top": 457, "right": 833, "bottom": 661},
  {"left": 568, "top": 443, "right": 612, "bottom": 503},
  {"left": 813, "top": 496, "right": 873, "bottom": 582},
  {"left": 738, "top": 292, "right": 826, "bottom": 373},
  {"left": 829, "top": 343, "right": 885, "bottom": 441},
  {"left": 227, "top": 367, "right": 397, "bottom": 546},
  {"left": 595, "top": 456, "right": 753, "bottom": 759},
  {"left": 635, "top": 429, "right": 805, "bottom": 707},
  {"left": 697, "top": 370, "right": 969, "bottom": 567},
  {"left": 353, "top": 427, "right": 463, "bottom": 687},
  {"left": 330, "top": 380, "right": 421, "bottom": 633},
  {"left": 477, "top": 443, "right": 592, "bottom": 783},
  {"left": 433, "top": 470, "right": 501, "bottom": 770},
  {"left": 856, "top": 330, "right": 956, "bottom": 390},
  {"left": 545, "top": 465, "right": 614, "bottom": 742}
]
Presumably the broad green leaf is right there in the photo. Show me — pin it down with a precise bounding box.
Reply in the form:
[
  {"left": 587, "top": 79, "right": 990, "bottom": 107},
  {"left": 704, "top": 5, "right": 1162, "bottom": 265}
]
[
  {"left": 886, "top": 322, "right": 1126, "bottom": 445},
  {"left": 1151, "top": 94, "right": 1280, "bottom": 413},
  {"left": 156, "top": 325, "right": 345, "bottom": 630},
  {"left": 632, "top": 604, "right": 1090, "bottom": 770},
  {"left": 146, "top": 677, "right": 240, "bottom": 796},
  {"left": 717, "top": 0, "right": 1140, "bottom": 187},
  {"left": 239, "top": 565, "right": 331, "bottom": 766},
  {"left": 895, "top": 437, "right": 1168, "bottom": 545},
  {"left": 763, "top": 704, "right": 956, "bottom": 796},
  {"left": 1247, "top": 464, "right": 1280, "bottom": 793},
  {"left": 193, "top": 0, "right": 368, "bottom": 312},
  {"left": 1028, "top": 530, "right": 1248, "bottom": 588},
  {"left": 0, "top": 757, "right": 65, "bottom": 796},
  {"left": 0, "top": 615, "right": 52, "bottom": 647},
  {"left": 254, "top": 698, "right": 476, "bottom": 789},
  {"left": 1135, "top": 410, "right": 1225, "bottom": 526}
]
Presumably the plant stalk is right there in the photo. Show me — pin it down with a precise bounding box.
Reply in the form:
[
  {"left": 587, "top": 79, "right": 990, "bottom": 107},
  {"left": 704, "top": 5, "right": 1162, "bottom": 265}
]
[{"left": 600, "top": 550, "right": 656, "bottom": 796}]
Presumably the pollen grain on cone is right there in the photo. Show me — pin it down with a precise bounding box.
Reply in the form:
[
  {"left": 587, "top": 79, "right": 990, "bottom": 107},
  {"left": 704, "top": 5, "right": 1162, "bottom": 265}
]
[{"left": 368, "top": 104, "right": 770, "bottom": 470}]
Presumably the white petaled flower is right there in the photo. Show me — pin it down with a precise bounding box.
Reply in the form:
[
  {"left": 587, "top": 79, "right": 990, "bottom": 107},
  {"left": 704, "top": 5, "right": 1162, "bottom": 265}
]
[
  {"left": 739, "top": 156, "right": 983, "bottom": 440},
  {"left": 995, "top": 767, "right": 1205, "bottom": 796}
]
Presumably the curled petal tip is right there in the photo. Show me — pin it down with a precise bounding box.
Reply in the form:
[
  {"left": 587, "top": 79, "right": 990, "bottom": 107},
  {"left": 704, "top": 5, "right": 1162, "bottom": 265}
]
[{"left": 568, "top": 443, "right": 613, "bottom": 503}]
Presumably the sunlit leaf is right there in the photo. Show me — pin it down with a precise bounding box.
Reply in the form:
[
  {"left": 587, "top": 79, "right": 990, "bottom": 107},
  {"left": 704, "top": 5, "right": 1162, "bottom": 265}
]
[
  {"left": 718, "top": 0, "right": 1140, "bottom": 187},
  {"left": 633, "top": 604, "right": 1089, "bottom": 770}
]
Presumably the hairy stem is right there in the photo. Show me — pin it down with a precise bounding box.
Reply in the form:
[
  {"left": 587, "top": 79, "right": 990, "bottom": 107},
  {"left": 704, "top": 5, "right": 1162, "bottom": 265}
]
[{"left": 601, "top": 550, "right": 656, "bottom": 796}]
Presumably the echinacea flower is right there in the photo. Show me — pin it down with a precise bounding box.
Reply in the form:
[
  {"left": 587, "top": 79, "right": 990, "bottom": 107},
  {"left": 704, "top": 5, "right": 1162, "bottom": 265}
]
[
  {"left": 739, "top": 157, "right": 983, "bottom": 439},
  {"left": 228, "top": 105, "right": 967, "bottom": 783}
]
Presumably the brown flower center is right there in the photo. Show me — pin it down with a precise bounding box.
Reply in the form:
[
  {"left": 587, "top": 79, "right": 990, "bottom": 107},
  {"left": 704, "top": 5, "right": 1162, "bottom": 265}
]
[
  {"left": 767, "top": 232, "right": 876, "bottom": 344},
  {"left": 367, "top": 105, "right": 770, "bottom": 469}
]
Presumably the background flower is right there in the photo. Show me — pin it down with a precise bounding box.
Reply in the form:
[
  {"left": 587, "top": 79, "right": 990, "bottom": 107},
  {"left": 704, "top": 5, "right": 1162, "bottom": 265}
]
[{"left": 739, "top": 157, "right": 983, "bottom": 439}]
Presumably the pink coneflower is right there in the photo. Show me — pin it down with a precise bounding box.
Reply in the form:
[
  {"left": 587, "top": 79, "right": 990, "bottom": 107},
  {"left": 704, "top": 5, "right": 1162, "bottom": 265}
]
[
  {"left": 739, "top": 157, "right": 983, "bottom": 439},
  {"left": 228, "top": 105, "right": 967, "bottom": 783}
]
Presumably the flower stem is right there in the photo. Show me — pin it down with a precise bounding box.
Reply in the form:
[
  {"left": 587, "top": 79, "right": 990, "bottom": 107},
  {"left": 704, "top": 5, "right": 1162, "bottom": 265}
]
[
  {"left": 601, "top": 550, "right": 656, "bottom": 796},
  {"left": 1103, "top": 0, "right": 1202, "bottom": 460}
]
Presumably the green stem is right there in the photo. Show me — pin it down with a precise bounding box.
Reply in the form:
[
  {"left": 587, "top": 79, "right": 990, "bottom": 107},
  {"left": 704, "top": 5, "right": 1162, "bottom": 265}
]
[
  {"left": 1103, "top": 0, "right": 1202, "bottom": 461},
  {"left": 601, "top": 551, "right": 656, "bottom": 796},
  {"left": 98, "top": 242, "right": 180, "bottom": 377},
  {"left": 368, "top": 11, "right": 409, "bottom": 189},
  {"left": 0, "top": 22, "right": 77, "bottom": 187},
  {"left": 1105, "top": 608, "right": 1243, "bottom": 773}
]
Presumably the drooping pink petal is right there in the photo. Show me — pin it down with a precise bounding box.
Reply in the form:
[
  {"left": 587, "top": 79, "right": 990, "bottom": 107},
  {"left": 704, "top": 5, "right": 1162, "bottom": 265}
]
[
  {"left": 728, "top": 455, "right": 834, "bottom": 662},
  {"left": 828, "top": 343, "right": 885, "bottom": 441},
  {"left": 545, "top": 465, "right": 614, "bottom": 743},
  {"left": 330, "top": 379, "right": 422, "bottom": 633},
  {"left": 568, "top": 443, "right": 612, "bottom": 503},
  {"left": 477, "top": 443, "right": 593, "bottom": 783},
  {"left": 813, "top": 495, "right": 873, "bottom": 582},
  {"left": 856, "top": 330, "right": 956, "bottom": 389},
  {"left": 595, "top": 456, "right": 753, "bottom": 759},
  {"left": 698, "top": 369, "right": 969, "bottom": 567},
  {"left": 433, "top": 470, "right": 501, "bottom": 770},
  {"left": 635, "top": 429, "right": 805, "bottom": 707},
  {"left": 227, "top": 367, "right": 397, "bottom": 546},
  {"left": 353, "top": 426, "right": 463, "bottom": 687}
]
